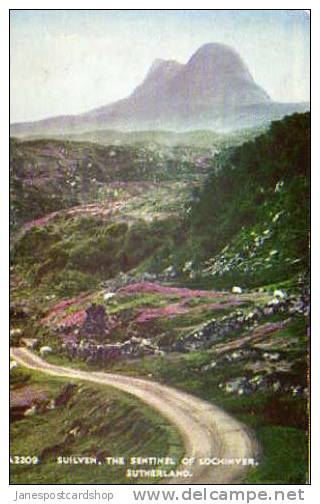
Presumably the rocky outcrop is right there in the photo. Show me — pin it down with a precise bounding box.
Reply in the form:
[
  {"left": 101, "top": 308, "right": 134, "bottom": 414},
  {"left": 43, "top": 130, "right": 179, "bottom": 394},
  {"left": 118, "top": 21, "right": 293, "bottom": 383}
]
[
  {"left": 78, "top": 304, "right": 116, "bottom": 342},
  {"left": 173, "top": 294, "right": 309, "bottom": 353}
]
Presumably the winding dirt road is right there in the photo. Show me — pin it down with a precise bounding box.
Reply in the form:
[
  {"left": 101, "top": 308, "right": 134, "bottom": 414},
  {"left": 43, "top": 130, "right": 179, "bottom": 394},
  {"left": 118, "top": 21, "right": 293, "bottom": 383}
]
[{"left": 11, "top": 347, "right": 258, "bottom": 484}]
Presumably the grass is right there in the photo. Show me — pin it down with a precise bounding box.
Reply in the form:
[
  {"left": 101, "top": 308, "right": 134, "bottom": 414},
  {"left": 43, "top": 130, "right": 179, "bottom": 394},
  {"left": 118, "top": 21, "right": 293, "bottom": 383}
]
[
  {"left": 245, "top": 426, "right": 308, "bottom": 484},
  {"left": 10, "top": 369, "right": 185, "bottom": 484},
  {"left": 33, "top": 339, "right": 309, "bottom": 484},
  {"left": 103, "top": 316, "right": 308, "bottom": 484},
  {"left": 106, "top": 292, "right": 181, "bottom": 313},
  {"left": 11, "top": 213, "right": 184, "bottom": 298}
]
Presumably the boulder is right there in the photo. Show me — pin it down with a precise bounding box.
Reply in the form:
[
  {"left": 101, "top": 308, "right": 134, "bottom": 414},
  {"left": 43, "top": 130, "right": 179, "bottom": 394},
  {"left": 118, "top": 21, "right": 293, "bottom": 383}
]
[
  {"left": 39, "top": 346, "right": 52, "bottom": 357},
  {"left": 202, "top": 361, "right": 217, "bottom": 372},
  {"left": 24, "top": 405, "right": 37, "bottom": 416},
  {"left": 104, "top": 292, "right": 115, "bottom": 301},
  {"left": 274, "top": 289, "right": 287, "bottom": 299},
  {"left": 225, "top": 377, "right": 246, "bottom": 393},
  {"left": 79, "top": 303, "right": 116, "bottom": 342}
]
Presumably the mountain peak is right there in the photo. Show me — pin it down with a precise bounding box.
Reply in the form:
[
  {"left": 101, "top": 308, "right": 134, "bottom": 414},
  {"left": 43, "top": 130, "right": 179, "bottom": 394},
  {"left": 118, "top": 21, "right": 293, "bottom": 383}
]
[
  {"left": 187, "top": 42, "right": 249, "bottom": 74},
  {"left": 149, "top": 58, "right": 175, "bottom": 71},
  {"left": 191, "top": 42, "right": 237, "bottom": 57},
  {"left": 11, "top": 42, "right": 308, "bottom": 137},
  {"left": 190, "top": 42, "right": 238, "bottom": 57},
  {"left": 131, "top": 58, "right": 182, "bottom": 99},
  {"left": 146, "top": 58, "right": 182, "bottom": 78}
]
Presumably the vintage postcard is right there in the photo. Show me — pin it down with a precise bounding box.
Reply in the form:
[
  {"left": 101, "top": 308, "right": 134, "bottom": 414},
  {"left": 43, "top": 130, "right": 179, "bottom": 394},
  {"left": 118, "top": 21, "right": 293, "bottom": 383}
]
[{"left": 10, "top": 9, "right": 310, "bottom": 485}]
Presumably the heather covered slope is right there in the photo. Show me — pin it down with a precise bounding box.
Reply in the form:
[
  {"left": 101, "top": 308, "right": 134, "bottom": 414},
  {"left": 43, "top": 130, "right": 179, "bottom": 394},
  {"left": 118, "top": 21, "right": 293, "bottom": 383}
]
[
  {"left": 10, "top": 139, "right": 213, "bottom": 231},
  {"left": 10, "top": 112, "right": 310, "bottom": 484}
]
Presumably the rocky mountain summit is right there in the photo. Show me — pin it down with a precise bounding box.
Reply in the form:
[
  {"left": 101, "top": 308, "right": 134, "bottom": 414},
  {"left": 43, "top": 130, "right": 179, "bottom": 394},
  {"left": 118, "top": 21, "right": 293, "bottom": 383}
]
[{"left": 11, "top": 43, "right": 309, "bottom": 137}]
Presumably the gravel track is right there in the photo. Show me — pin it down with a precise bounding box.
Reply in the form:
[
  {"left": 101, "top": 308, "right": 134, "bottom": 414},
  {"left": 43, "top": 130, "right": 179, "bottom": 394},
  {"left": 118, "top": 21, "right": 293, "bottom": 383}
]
[{"left": 11, "top": 347, "right": 258, "bottom": 484}]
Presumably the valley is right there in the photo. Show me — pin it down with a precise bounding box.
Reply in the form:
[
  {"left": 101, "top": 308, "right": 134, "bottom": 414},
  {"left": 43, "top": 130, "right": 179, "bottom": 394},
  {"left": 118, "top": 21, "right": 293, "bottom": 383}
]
[{"left": 10, "top": 112, "right": 310, "bottom": 484}]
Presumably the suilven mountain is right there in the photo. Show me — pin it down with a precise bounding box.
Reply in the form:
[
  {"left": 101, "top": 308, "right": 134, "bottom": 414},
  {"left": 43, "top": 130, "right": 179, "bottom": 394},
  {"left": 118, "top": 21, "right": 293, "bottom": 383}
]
[{"left": 10, "top": 43, "right": 309, "bottom": 137}]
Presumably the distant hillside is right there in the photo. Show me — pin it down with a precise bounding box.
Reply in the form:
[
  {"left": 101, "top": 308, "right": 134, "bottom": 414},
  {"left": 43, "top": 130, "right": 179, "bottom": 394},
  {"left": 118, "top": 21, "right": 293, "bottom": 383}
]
[
  {"left": 19, "top": 127, "right": 266, "bottom": 148},
  {"left": 10, "top": 43, "right": 309, "bottom": 137},
  {"left": 10, "top": 138, "right": 214, "bottom": 230}
]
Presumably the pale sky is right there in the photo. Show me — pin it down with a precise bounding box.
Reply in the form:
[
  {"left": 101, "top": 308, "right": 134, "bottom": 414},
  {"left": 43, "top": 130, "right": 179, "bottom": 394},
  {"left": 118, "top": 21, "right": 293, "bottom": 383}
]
[{"left": 10, "top": 10, "right": 310, "bottom": 123}]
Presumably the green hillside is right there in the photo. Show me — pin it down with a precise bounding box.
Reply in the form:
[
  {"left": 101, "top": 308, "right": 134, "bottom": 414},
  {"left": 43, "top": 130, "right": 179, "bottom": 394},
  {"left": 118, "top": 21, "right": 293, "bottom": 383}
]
[
  {"left": 10, "top": 369, "right": 183, "bottom": 484},
  {"left": 172, "top": 112, "right": 310, "bottom": 288}
]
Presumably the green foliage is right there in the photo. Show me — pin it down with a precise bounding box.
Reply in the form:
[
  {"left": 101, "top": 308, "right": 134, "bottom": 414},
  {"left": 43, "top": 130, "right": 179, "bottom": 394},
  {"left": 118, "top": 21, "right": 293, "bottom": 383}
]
[
  {"left": 10, "top": 366, "right": 32, "bottom": 387},
  {"left": 185, "top": 113, "right": 310, "bottom": 284},
  {"left": 40, "top": 270, "right": 99, "bottom": 297},
  {"left": 11, "top": 213, "right": 183, "bottom": 297},
  {"left": 10, "top": 371, "right": 184, "bottom": 484},
  {"left": 246, "top": 426, "right": 308, "bottom": 484},
  {"left": 12, "top": 227, "right": 62, "bottom": 264}
]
